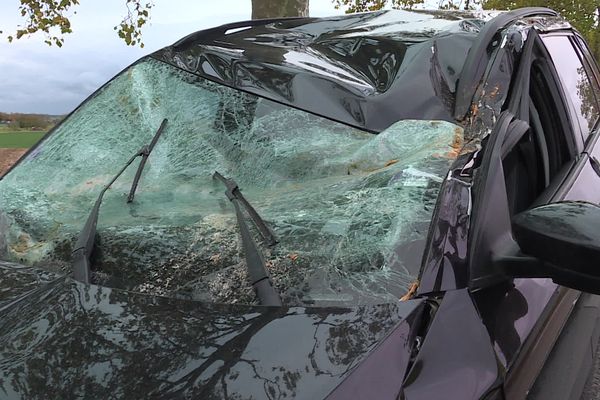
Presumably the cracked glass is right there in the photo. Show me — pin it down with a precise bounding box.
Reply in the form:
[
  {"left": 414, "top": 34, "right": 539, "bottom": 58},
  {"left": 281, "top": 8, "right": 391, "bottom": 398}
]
[{"left": 0, "top": 58, "right": 462, "bottom": 306}]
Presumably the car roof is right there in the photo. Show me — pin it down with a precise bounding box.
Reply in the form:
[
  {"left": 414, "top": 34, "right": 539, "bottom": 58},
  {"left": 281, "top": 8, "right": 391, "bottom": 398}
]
[{"left": 151, "top": 10, "right": 491, "bottom": 132}]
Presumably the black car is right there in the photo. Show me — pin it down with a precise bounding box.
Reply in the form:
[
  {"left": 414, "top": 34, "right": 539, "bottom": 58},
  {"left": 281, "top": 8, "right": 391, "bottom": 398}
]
[{"left": 1, "top": 7, "right": 600, "bottom": 400}]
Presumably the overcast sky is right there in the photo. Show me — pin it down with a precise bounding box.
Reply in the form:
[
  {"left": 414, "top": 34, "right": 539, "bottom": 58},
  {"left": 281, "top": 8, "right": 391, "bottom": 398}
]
[{"left": 0, "top": 0, "right": 348, "bottom": 115}]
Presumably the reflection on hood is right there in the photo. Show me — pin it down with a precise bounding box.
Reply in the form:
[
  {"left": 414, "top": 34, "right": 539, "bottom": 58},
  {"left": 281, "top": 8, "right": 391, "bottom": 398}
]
[{"left": 0, "top": 262, "right": 424, "bottom": 399}]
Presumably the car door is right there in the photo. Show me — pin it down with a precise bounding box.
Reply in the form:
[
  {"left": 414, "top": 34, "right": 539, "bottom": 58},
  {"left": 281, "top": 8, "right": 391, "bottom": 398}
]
[{"left": 467, "top": 28, "right": 596, "bottom": 399}]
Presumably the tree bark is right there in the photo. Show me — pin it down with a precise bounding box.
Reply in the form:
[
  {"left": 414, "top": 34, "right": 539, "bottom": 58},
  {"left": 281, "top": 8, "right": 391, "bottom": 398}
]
[
  {"left": 251, "top": 0, "right": 309, "bottom": 19},
  {"left": 592, "top": 7, "right": 600, "bottom": 61}
]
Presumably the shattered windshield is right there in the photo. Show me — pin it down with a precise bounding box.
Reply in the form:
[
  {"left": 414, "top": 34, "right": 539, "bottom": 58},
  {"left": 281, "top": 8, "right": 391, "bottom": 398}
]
[{"left": 0, "top": 57, "right": 462, "bottom": 307}]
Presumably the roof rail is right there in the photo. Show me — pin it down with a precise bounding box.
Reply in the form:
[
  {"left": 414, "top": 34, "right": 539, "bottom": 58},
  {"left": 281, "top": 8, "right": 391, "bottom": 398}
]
[
  {"left": 171, "top": 16, "right": 312, "bottom": 49},
  {"left": 453, "top": 7, "right": 558, "bottom": 120}
]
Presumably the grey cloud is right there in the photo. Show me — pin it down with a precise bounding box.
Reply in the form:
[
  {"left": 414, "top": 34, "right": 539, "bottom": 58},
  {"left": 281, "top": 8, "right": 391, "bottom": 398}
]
[{"left": 0, "top": 0, "right": 344, "bottom": 114}]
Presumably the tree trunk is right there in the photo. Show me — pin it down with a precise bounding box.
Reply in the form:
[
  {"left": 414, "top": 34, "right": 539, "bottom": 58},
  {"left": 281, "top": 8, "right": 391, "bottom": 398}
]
[
  {"left": 595, "top": 7, "right": 600, "bottom": 61},
  {"left": 251, "top": 0, "right": 309, "bottom": 19}
]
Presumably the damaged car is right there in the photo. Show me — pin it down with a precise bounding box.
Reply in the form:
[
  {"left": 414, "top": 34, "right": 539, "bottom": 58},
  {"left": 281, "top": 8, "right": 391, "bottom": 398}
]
[{"left": 1, "top": 6, "right": 600, "bottom": 399}]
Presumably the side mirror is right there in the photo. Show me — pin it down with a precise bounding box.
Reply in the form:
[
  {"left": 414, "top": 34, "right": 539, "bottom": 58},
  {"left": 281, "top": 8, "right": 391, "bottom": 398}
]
[{"left": 511, "top": 201, "right": 600, "bottom": 293}]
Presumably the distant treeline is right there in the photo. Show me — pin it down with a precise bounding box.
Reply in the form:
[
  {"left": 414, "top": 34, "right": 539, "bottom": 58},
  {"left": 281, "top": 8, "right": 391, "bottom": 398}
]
[{"left": 0, "top": 112, "right": 63, "bottom": 129}]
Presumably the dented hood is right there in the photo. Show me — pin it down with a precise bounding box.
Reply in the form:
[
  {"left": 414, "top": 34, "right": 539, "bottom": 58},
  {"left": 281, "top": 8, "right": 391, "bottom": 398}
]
[{"left": 154, "top": 10, "right": 486, "bottom": 132}]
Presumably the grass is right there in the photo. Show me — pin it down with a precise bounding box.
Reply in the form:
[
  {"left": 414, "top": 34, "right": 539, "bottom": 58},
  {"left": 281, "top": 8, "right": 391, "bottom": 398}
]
[{"left": 0, "top": 131, "right": 46, "bottom": 148}]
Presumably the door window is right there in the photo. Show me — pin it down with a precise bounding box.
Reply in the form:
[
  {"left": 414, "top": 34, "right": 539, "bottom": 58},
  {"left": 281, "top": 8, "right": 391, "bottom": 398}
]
[
  {"left": 543, "top": 35, "right": 600, "bottom": 140},
  {"left": 503, "top": 37, "right": 577, "bottom": 216}
]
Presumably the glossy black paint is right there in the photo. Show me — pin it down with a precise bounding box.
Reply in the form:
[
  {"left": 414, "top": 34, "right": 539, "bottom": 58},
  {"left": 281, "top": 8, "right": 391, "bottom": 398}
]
[
  {"left": 153, "top": 10, "right": 482, "bottom": 132},
  {"left": 400, "top": 289, "right": 499, "bottom": 399},
  {"left": 0, "top": 262, "right": 423, "bottom": 399},
  {"left": 417, "top": 15, "right": 524, "bottom": 296},
  {"left": 418, "top": 173, "right": 471, "bottom": 294},
  {"left": 326, "top": 303, "right": 425, "bottom": 400},
  {"left": 513, "top": 202, "right": 600, "bottom": 283},
  {"left": 473, "top": 278, "right": 557, "bottom": 368}
]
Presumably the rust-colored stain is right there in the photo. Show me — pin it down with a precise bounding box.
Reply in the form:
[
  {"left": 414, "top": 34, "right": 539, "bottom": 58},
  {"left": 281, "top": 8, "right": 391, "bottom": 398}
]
[
  {"left": 470, "top": 102, "right": 479, "bottom": 118},
  {"left": 400, "top": 280, "right": 420, "bottom": 301},
  {"left": 348, "top": 158, "right": 401, "bottom": 175},
  {"left": 446, "top": 127, "right": 464, "bottom": 159},
  {"left": 288, "top": 253, "right": 299, "bottom": 262},
  {"left": 488, "top": 84, "right": 500, "bottom": 99},
  {"left": 9, "top": 232, "right": 44, "bottom": 255}
]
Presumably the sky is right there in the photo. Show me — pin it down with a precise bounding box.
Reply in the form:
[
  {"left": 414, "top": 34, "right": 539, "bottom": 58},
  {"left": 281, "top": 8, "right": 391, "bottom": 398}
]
[{"left": 0, "top": 0, "right": 349, "bottom": 115}]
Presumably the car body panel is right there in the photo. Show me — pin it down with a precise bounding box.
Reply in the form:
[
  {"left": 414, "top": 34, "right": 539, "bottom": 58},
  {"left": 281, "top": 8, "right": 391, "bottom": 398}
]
[
  {"left": 0, "top": 261, "right": 424, "bottom": 399},
  {"left": 418, "top": 174, "right": 472, "bottom": 294},
  {"left": 325, "top": 303, "right": 425, "bottom": 400},
  {"left": 473, "top": 278, "right": 558, "bottom": 368},
  {"left": 153, "top": 10, "right": 486, "bottom": 132},
  {"left": 401, "top": 289, "right": 499, "bottom": 400}
]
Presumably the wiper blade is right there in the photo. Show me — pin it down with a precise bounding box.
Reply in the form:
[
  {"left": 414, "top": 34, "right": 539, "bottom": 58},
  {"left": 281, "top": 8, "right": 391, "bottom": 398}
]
[
  {"left": 213, "top": 171, "right": 282, "bottom": 306},
  {"left": 128, "top": 118, "right": 168, "bottom": 203},
  {"left": 213, "top": 171, "right": 277, "bottom": 246},
  {"left": 72, "top": 153, "right": 140, "bottom": 283},
  {"left": 72, "top": 119, "right": 167, "bottom": 283}
]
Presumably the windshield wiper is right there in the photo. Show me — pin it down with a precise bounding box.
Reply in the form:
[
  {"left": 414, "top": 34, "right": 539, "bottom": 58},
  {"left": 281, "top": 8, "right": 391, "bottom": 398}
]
[
  {"left": 213, "top": 171, "right": 281, "bottom": 306},
  {"left": 127, "top": 118, "right": 168, "bottom": 203},
  {"left": 214, "top": 171, "right": 277, "bottom": 246},
  {"left": 72, "top": 119, "right": 168, "bottom": 283}
]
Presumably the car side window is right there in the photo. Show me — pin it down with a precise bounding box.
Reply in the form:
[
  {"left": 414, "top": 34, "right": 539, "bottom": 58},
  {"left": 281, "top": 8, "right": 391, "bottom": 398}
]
[
  {"left": 542, "top": 35, "right": 600, "bottom": 140},
  {"left": 573, "top": 35, "right": 600, "bottom": 134},
  {"left": 503, "top": 37, "right": 576, "bottom": 216}
]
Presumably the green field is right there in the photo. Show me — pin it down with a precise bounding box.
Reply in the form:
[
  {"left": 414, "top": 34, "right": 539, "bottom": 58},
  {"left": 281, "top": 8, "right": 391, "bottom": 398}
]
[{"left": 0, "top": 131, "right": 46, "bottom": 148}]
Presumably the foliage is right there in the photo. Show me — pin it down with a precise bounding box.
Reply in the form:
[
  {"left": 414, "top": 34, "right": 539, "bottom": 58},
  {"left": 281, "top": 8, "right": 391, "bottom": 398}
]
[
  {"left": 0, "top": 112, "right": 61, "bottom": 129},
  {"left": 483, "top": 0, "right": 600, "bottom": 59},
  {"left": 332, "top": 0, "right": 480, "bottom": 13},
  {"left": 251, "top": 0, "right": 309, "bottom": 19},
  {"left": 2, "top": 0, "right": 597, "bottom": 58},
  {"left": 1, "top": 0, "right": 308, "bottom": 47},
  {"left": 333, "top": 0, "right": 600, "bottom": 59},
  {"left": 0, "top": 0, "right": 153, "bottom": 47}
]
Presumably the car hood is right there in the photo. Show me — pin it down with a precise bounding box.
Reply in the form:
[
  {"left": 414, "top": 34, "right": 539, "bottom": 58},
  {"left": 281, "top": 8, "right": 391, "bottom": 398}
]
[
  {"left": 0, "top": 261, "right": 424, "bottom": 399},
  {"left": 154, "top": 10, "right": 484, "bottom": 132}
]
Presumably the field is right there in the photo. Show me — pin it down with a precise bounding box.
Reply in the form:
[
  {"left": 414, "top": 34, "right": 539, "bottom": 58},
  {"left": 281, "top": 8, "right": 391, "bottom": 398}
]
[
  {"left": 0, "top": 130, "right": 46, "bottom": 148},
  {"left": 0, "top": 129, "right": 47, "bottom": 176},
  {"left": 0, "top": 148, "right": 28, "bottom": 176}
]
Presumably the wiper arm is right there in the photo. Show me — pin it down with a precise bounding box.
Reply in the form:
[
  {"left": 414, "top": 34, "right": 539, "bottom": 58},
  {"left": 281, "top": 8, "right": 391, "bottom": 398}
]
[
  {"left": 128, "top": 118, "right": 168, "bottom": 203},
  {"left": 213, "top": 171, "right": 281, "bottom": 306},
  {"left": 213, "top": 171, "right": 277, "bottom": 246},
  {"left": 72, "top": 119, "right": 167, "bottom": 283}
]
